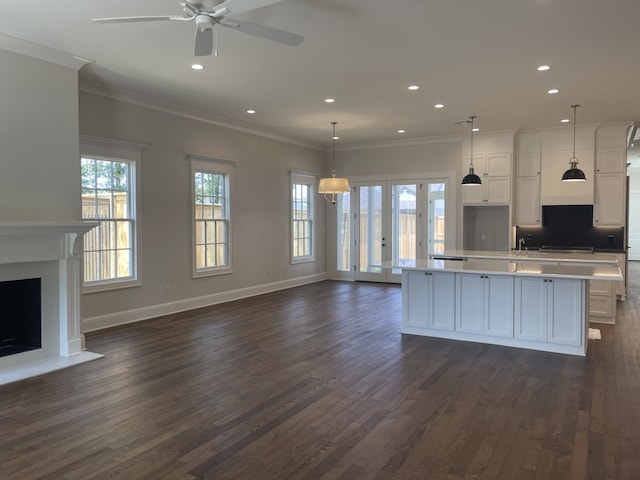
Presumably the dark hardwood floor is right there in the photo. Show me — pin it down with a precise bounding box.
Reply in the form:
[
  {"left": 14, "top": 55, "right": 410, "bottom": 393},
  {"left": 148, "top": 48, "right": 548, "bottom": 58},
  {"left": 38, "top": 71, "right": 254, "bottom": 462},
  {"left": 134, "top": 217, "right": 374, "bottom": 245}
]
[{"left": 1, "top": 264, "right": 640, "bottom": 479}]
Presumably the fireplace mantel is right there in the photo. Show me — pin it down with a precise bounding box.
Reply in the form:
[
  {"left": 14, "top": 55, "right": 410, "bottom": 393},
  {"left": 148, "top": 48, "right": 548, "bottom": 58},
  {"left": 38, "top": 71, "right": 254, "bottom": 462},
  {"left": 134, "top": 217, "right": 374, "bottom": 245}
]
[{"left": 0, "top": 220, "right": 103, "bottom": 385}]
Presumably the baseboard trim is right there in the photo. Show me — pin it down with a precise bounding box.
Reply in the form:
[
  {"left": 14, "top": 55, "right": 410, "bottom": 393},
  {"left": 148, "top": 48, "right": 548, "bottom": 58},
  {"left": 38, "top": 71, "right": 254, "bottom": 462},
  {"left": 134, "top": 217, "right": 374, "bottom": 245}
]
[{"left": 82, "top": 273, "right": 328, "bottom": 332}]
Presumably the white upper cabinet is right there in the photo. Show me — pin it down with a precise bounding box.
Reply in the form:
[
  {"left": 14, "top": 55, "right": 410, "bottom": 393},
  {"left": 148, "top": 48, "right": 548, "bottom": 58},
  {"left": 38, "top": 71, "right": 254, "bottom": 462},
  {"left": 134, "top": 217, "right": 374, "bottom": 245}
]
[
  {"left": 593, "top": 124, "right": 629, "bottom": 226},
  {"left": 594, "top": 172, "right": 625, "bottom": 226},
  {"left": 461, "top": 132, "right": 515, "bottom": 206},
  {"left": 516, "top": 176, "right": 541, "bottom": 225},
  {"left": 517, "top": 153, "right": 541, "bottom": 177},
  {"left": 596, "top": 149, "right": 625, "bottom": 174}
]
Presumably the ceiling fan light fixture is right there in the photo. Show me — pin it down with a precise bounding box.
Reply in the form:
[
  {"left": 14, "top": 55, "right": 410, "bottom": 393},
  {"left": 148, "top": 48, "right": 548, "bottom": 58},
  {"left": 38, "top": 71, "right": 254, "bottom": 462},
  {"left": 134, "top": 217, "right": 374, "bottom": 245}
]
[{"left": 561, "top": 104, "right": 586, "bottom": 182}]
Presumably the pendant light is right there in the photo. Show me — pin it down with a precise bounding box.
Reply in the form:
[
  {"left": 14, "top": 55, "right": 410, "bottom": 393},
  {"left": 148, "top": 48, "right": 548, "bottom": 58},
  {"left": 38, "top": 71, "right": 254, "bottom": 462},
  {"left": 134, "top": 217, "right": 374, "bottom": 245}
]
[
  {"left": 461, "top": 115, "right": 482, "bottom": 185},
  {"left": 561, "top": 104, "right": 586, "bottom": 182},
  {"left": 318, "top": 122, "right": 350, "bottom": 204}
]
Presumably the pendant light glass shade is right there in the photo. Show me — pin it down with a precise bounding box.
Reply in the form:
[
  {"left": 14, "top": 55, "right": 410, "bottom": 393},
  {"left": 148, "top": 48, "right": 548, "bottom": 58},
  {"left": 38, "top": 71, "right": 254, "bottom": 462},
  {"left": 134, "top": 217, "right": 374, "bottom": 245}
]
[
  {"left": 561, "top": 104, "right": 586, "bottom": 182},
  {"left": 318, "top": 122, "right": 350, "bottom": 204},
  {"left": 462, "top": 115, "right": 482, "bottom": 186}
]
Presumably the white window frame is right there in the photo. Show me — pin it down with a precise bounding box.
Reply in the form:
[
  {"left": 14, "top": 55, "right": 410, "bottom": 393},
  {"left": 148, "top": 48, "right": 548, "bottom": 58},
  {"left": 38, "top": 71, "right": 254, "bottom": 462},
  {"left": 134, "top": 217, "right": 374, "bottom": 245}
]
[
  {"left": 80, "top": 135, "right": 144, "bottom": 293},
  {"left": 291, "top": 172, "right": 316, "bottom": 264},
  {"left": 191, "top": 155, "right": 236, "bottom": 278}
]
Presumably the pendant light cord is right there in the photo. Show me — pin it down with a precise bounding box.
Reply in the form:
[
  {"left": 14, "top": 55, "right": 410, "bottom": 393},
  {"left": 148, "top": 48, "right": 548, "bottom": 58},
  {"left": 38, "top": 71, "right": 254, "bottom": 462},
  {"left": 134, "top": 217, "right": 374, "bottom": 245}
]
[
  {"left": 469, "top": 115, "right": 476, "bottom": 167},
  {"left": 332, "top": 121, "right": 337, "bottom": 166},
  {"left": 571, "top": 104, "right": 579, "bottom": 161}
]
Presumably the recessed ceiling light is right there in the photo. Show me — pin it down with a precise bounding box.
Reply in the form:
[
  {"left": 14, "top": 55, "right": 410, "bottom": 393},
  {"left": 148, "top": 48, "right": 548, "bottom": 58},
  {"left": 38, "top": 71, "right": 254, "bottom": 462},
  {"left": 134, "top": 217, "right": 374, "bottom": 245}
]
[
  {"left": 324, "top": 98, "right": 335, "bottom": 103},
  {"left": 472, "top": 127, "right": 479, "bottom": 132},
  {"left": 537, "top": 65, "right": 551, "bottom": 71},
  {"left": 434, "top": 103, "right": 445, "bottom": 109},
  {"left": 548, "top": 88, "right": 559, "bottom": 94},
  {"left": 332, "top": 135, "right": 339, "bottom": 140},
  {"left": 408, "top": 85, "right": 419, "bottom": 91},
  {"left": 247, "top": 109, "right": 256, "bottom": 114},
  {"left": 398, "top": 129, "right": 406, "bottom": 134},
  {"left": 191, "top": 64, "right": 204, "bottom": 70},
  {"left": 561, "top": 118, "right": 570, "bottom": 123}
]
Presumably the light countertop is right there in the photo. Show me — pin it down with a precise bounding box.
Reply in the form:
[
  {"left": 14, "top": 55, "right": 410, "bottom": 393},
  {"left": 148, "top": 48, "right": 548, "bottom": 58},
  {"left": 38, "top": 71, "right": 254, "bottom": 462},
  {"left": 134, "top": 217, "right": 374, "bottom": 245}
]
[
  {"left": 386, "top": 259, "right": 623, "bottom": 281},
  {"left": 430, "top": 249, "right": 620, "bottom": 265}
]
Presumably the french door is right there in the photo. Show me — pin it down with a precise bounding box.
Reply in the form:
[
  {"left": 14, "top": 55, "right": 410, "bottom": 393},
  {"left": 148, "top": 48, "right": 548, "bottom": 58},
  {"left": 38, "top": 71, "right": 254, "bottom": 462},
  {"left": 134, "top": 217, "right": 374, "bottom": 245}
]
[
  {"left": 354, "top": 181, "right": 418, "bottom": 283},
  {"left": 348, "top": 178, "right": 448, "bottom": 284}
]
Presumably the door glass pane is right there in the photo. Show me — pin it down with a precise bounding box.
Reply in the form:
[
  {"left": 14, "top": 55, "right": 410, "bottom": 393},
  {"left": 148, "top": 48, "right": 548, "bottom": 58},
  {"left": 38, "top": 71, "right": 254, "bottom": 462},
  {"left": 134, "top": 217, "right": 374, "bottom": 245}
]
[
  {"left": 359, "top": 185, "right": 383, "bottom": 273},
  {"left": 428, "top": 183, "right": 446, "bottom": 254},
  {"left": 337, "top": 189, "right": 351, "bottom": 271},
  {"left": 392, "top": 184, "right": 417, "bottom": 273}
]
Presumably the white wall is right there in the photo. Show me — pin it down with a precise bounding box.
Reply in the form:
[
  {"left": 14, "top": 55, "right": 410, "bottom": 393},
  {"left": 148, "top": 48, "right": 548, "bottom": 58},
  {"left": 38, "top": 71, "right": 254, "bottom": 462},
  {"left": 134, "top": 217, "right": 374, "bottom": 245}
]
[
  {"left": 78, "top": 91, "right": 327, "bottom": 328},
  {"left": 629, "top": 171, "right": 640, "bottom": 261},
  {"left": 0, "top": 48, "right": 82, "bottom": 221}
]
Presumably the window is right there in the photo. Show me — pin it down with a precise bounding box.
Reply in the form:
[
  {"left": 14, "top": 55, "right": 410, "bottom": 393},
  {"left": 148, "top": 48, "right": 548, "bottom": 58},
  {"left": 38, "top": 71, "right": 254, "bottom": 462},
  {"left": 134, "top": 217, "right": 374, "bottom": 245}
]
[
  {"left": 291, "top": 173, "right": 315, "bottom": 263},
  {"left": 191, "top": 156, "right": 234, "bottom": 277},
  {"left": 80, "top": 136, "right": 143, "bottom": 292}
]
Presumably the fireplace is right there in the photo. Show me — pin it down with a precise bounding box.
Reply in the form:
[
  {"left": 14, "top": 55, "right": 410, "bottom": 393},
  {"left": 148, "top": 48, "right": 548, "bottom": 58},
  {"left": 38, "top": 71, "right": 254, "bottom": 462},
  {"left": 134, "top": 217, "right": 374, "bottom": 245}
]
[
  {"left": 0, "top": 277, "right": 42, "bottom": 357},
  {"left": 0, "top": 221, "right": 103, "bottom": 385}
]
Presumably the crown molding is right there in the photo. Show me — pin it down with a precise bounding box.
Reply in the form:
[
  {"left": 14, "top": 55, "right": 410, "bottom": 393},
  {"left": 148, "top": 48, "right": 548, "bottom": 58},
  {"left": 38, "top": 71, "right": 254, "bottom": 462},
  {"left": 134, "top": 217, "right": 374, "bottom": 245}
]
[
  {"left": 334, "top": 133, "right": 463, "bottom": 152},
  {"left": 0, "top": 33, "right": 92, "bottom": 70},
  {"left": 78, "top": 78, "right": 321, "bottom": 151}
]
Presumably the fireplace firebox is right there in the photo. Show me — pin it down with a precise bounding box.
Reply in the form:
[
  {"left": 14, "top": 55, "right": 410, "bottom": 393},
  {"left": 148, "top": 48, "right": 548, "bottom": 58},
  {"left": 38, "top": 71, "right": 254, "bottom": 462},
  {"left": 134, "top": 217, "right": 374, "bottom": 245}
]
[{"left": 0, "top": 277, "right": 41, "bottom": 358}]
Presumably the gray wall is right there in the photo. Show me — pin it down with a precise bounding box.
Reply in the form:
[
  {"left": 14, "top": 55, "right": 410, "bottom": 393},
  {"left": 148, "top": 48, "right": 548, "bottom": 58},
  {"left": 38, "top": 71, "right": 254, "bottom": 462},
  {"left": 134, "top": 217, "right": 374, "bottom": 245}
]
[
  {"left": 79, "top": 92, "right": 327, "bottom": 324},
  {"left": 333, "top": 139, "right": 462, "bottom": 176},
  {"left": 0, "top": 49, "right": 81, "bottom": 221}
]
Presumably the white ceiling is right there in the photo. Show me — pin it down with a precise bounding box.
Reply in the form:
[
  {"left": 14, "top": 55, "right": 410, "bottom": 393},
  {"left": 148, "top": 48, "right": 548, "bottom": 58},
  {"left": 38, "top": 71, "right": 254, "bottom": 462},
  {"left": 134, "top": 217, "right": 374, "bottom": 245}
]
[{"left": 0, "top": 0, "right": 639, "bottom": 149}]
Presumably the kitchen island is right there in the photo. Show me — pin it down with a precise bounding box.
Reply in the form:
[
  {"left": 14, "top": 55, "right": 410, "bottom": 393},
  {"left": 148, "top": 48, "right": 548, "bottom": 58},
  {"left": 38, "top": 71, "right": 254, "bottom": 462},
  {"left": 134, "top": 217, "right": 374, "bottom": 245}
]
[
  {"left": 430, "top": 249, "right": 625, "bottom": 324},
  {"left": 393, "top": 259, "right": 622, "bottom": 356}
]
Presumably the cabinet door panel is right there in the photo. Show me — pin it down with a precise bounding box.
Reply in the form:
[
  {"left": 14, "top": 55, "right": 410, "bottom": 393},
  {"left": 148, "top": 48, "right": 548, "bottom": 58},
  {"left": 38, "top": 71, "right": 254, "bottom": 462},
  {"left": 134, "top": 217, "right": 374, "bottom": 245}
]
[
  {"left": 430, "top": 272, "right": 456, "bottom": 331},
  {"left": 487, "top": 154, "right": 512, "bottom": 176},
  {"left": 517, "top": 153, "right": 541, "bottom": 177},
  {"left": 514, "top": 277, "right": 547, "bottom": 342},
  {"left": 596, "top": 149, "right": 624, "bottom": 174},
  {"left": 516, "top": 176, "right": 540, "bottom": 225},
  {"left": 404, "top": 271, "right": 429, "bottom": 327},
  {"left": 485, "top": 276, "right": 514, "bottom": 338},
  {"left": 548, "top": 279, "right": 584, "bottom": 346},
  {"left": 456, "top": 273, "right": 485, "bottom": 334},
  {"left": 486, "top": 177, "right": 511, "bottom": 204},
  {"left": 461, "top": 183, "right": 486, "bottom": 204},
  {"left": 594, "top": 172, "right": 624, "bottom": 226}
]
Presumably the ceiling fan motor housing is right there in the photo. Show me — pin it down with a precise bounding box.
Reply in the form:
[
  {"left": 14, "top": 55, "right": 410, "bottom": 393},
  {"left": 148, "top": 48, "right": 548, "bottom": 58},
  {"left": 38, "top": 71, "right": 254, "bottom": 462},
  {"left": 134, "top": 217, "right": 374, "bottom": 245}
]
[{"left": 195, "top": 14, "right": 215, "bottom": 29}]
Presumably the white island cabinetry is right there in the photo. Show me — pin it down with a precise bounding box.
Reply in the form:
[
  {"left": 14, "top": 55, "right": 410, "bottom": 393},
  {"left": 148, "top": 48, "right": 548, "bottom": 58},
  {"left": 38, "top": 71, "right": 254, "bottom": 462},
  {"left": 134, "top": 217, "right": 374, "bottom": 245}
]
[
  {"left": 514, "top": 277, "right": 584, "bottom": 346},
  {"left": 397, "top": 259, "right": 621, "bottom": 356},
  {"left": 456, "top": 273, "right": 514, "bottom": 337},
  {"left": 403, "top": 270, "right": 455, "bottom": 331}
]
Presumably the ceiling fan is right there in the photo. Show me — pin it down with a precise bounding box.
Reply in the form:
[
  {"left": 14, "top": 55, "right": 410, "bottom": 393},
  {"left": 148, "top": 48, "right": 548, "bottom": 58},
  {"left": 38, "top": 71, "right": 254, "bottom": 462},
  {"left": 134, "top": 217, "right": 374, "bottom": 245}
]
[{"left": 93, "top": 0, "right": 304, "bottom": 57}]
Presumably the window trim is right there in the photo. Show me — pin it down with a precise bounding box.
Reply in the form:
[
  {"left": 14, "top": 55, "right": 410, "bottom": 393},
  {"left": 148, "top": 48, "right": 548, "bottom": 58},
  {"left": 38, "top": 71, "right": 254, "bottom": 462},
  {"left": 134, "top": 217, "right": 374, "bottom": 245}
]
[
  {"left": 290, "top": 171, "right": 316, "bottom": 264},
  {"left": 80, "top": 135, "right": 145, "bottom": 293},
  {"left": 190, "top": 155, "right": 236, "bottom": 278}
]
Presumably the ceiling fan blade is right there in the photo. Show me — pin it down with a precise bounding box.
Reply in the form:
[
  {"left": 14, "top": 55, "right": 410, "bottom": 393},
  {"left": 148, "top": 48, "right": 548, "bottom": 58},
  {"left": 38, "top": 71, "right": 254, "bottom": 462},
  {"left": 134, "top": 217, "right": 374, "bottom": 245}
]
[
  {"left": 220, "top": 20, "right": 304, "bottom": 46},
  {"left": 93, "top": 15, "right": 178, "bottom": 23},
  {"left": 214, "top": 0, "right": 285, "bottom": 16},
  {"left": 194, "top": 27, "right": 214, "bottom": 56}
]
